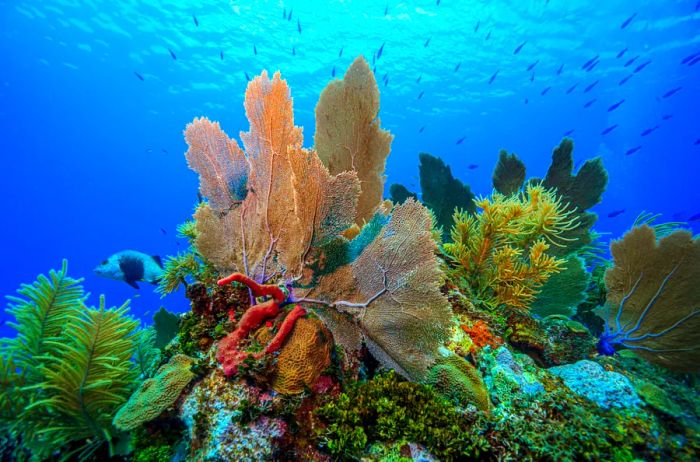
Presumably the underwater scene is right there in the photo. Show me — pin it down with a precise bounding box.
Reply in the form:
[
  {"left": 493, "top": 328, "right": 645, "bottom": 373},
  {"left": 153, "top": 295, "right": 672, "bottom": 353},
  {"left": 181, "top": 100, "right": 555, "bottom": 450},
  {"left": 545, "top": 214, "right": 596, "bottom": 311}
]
[{"left": 2, "top": 0, "right": 700, "bottom": 460}]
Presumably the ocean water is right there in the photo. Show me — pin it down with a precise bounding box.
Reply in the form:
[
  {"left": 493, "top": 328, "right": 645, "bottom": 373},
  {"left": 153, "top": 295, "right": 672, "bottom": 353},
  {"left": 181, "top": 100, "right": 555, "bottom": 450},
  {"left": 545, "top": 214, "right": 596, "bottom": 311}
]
[{"left": 1, "top": 1, "right": 699, "bottom": 460}]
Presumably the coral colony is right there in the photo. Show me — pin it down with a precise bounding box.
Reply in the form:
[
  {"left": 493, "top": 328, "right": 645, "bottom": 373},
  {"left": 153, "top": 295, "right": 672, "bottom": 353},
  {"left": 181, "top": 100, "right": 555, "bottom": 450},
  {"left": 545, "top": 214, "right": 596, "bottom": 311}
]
[{"left": 1, "top": 57, "right": 699, "bottom": 461}]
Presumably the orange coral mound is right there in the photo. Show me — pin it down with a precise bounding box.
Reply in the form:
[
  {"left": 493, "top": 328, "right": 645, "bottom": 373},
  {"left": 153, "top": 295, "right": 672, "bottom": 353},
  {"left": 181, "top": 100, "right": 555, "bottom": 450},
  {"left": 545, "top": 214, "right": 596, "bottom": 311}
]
[{"left": 460, "top": 320, "right": 501, "bottom": 352}]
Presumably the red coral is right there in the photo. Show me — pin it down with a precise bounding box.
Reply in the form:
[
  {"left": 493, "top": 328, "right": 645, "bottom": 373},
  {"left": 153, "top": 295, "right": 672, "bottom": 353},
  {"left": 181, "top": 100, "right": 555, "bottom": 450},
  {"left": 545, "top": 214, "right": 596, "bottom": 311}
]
[{"left": 460, "top": 320, "right": 501, "bottom": 352}]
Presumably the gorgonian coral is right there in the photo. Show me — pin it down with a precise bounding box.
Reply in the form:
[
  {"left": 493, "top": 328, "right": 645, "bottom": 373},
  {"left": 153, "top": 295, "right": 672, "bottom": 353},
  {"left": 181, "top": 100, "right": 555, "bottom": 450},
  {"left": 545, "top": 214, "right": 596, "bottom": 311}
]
[{"left": 443, "top": 184, "right": 578, "bottom": 310}]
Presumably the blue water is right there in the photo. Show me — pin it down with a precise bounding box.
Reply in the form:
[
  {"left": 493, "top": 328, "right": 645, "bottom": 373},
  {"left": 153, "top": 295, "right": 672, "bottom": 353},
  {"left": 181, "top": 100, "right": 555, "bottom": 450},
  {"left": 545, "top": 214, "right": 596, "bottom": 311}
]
[{"left": 1, "top": 0, "right": 699, "bottom": 335}]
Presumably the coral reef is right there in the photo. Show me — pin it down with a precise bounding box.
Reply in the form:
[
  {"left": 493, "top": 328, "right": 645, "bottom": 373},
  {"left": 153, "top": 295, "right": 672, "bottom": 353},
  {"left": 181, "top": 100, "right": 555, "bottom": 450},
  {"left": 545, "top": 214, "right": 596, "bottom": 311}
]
[
  {"left": 531, "top": 255, "right": 590, "bottom": 317},
  {"left": 492, "top": 149, "right": 526, "bottom": 196},
  {"left": 424, "top": 352, "right": 491, "bottom": 411},
  {"left": 597, "top": 225, "right": 700, "bottom": 370}
]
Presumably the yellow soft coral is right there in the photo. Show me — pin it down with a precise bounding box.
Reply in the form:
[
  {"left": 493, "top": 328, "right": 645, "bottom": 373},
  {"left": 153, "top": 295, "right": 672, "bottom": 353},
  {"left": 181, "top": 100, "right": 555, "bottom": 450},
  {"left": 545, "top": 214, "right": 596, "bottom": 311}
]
[{"left": 444, "top": 184, "right": 577, "bottom": 310}]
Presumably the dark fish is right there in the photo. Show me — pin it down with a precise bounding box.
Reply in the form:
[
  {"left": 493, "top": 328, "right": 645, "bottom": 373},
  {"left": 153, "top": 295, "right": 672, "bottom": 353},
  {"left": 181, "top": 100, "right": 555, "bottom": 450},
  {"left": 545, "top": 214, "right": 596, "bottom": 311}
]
[
  {"left": 524, "top": 98, "right": 529, "bottom": 104},
  {"left": 625, "top": 146, "right": 642, "bottom": 155},
  {"left": 193, "top": 15, "right": 199, "bottom": 27},
  {"left": 541, "top": 86, "right": 551, "bottom": 95},
  {"left": 624, "top": 55, "right": 639, "bottom": 67},
  {"left": 474, "top": 21, "right": 480, "bottom": 33},
  {"left": 513, "top": 41, "right": 527, "bottom": 54},
  {"left": 688, "top": 213, "right": 700, "bottom": 222},
  {"left": 616, "top": 48, "right": 627, "bottom": 58},
  {"left": 456, "top": 136, "right": 466, "bottom": 145},
  {"left": 619, "top": 74, "right": 633, "bottom": 85},
  {"left": 681, "top": 52, "right": 699, "bottom": 64},
  {"left": 292, "top": 46, "right": 296, "bottom": 56},
  {"left": 488, "top": 70, "right": 499, "bottom": 84},
  {"left": 283, "top": 7, "right": 286, "bottom": 19},
  {"left": 418, "top": 125, "right": 426, "bottom": 133},
  {"left": 557, "top": 64, "right": 564, "bottom": 75},
  {"left": 607, "top": 99, "right": 625, "bottom": 112},
  {"left": 690, "top": 56, "right": 700, "bottom": 66},
  {"left": 662, "top": 114, "right": 673, "bottom": 121},
  {"left": 607, "top": 209, "right": 626, "bottom": 218},
  {"left": 485, "top": 30, "right": 491, "bottom": 40},
  {"left": 331, "top": 66, "right": 336, "bottom": 77},
  {"left": 288, "top": 9, "right": 292, "bottom": 20},
  {"left": 424, "top": 37, "right": 431, "bottom": 47},
  {"left": 454, "top": 62, "right": 461, "bottom": 72},
  {"left": 418, "top": 91, "right": 424, "bottom": 99},
  {"left": 416, "top": 75, "right": 422, "bottom": 84},
  {"left": 168, "top": 48, "right": 177, "bottom": 60},
  {"left": 161, "top": 148, "right": 168, "bottom": 154},
  {"left": 662, "top": 87, "right": 682, "bottom": 98},
  {"left": 437, "top": 0, "right": 440, "bottom": 5},
  {"left": 640, "top": 125, "right": 659, "bottom": 136},
  {"left": 468, "top": 164, "right": 479, "bottom": 169},
  {"left": 382, "top": 72, "right": 388, "bottom": 82},
  {"left": 253, "top": 44, "right": 257, "bottom": 55},
  {"left": 694, "top": 138, "right": 700, "bottom": 146},
  {"left": 581, "top": 55, "right": 599, "bottom": 70},
  {"left": 530, "top": 72, "right": 535, "bottom": 83},
  {"left": 220, "top": 51, "right": 224, "bottom": 60},
  {"left": 586, "top": 60, "right": 599, "bottom": 72},
  {"left": 339, "top": 47, "right": 344, "bottom": 58},
  {"left": 244, "top": 71, "right": 251, "bottom": 81},
  {"left": 527, "top": 60, "right": 539, "bottom": 71},
  {"left": 134, "top": 71, "right": 144, "bottom": 81},
  {"left": 583, "top": 80, "right": 599, "bottom": 93},
  {"left": 160, "top": 228, "right": 167, "bottom": 235},
  {"left": 566, "top": 83, "right": 578, "bottom": 94},
  {"left": 633, "top": 60, "right": 652, "bottom": 73},
  {"left": 620, "top": 13, "right": 637, "bottom": 29},
  {"left": 584, "top": 98, "right": 597, "bottom": 108},
  {"left": 377, "top": 42, "right": 385, "bottom": 60},
  {"left": 601, "top": 124, "right": 618, "bottom": 135},
  {"left": 384, "top": 4, "right": 388, "bottom": 15},
  {"left": 297, "top": 19, "right": 301, "bottom": 34},
  {"left": 384, "top": 78, "right": 388, "bottom": 87},
  {"left": 564, "top": 129, "right": 575, "bottom": 136}
]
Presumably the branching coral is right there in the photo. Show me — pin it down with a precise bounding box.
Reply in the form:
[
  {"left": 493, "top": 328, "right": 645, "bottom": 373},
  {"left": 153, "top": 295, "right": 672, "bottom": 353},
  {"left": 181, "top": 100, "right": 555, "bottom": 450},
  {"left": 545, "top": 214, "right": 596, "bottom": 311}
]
[
  {"left": 596, "top": 225, "right": 700, "bottom": 371},
  {"left": 443, "top": 184, "right": 578, "bottom": 310}
]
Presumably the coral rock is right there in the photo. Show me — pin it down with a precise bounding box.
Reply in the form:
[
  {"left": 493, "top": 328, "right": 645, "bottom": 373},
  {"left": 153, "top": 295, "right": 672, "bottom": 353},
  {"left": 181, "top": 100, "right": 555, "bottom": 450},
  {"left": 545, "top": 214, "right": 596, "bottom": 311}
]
[{"left": 549, "top": 360, "right": 641, "bottom": 409}]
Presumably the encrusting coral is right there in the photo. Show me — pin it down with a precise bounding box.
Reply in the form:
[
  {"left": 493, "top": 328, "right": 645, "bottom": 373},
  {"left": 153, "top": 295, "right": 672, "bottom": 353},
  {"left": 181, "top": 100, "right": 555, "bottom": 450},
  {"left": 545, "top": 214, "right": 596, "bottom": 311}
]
[
  {"left": 443, "top": 183, "right": 578, "bottom": 310},
  {"left": 596, "top": 225, "right": 700, "bottom": 371}
]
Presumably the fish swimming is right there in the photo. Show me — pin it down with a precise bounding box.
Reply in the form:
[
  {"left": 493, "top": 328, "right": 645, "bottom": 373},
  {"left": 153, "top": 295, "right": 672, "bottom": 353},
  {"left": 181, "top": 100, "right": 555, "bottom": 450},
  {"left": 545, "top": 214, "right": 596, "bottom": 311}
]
[
  {"left": 530, "top": 72, "right": 535, "bottom": 82},
  {"left": 581, "top": 55, "right": 599, "bottom": 70},
  {"left": 527, "top": 60, "right": 539, "bottom": 71},
  {"left": 192, "top": 15, "right": 199, "bottom": 27},
  {"left": 485, "top": 30, "right": 491, "bottom": 40},
  {"left": 584, "top": 98, "right": 597, "bottom": 108},
  {"left": 566, "top": 83, "right": 578, "bottom": 94},
  {"left": 662, "top": 114, "right": 673, "bottom": 121},
  {"left": 418, "top": 125, "right": 426, "bottom": 133},
  {"left": 253, "top": 44, "right": 257, "bottom": 55},
  {"left": 541, "top": 86, "right": 551, "bottom": 95},
  {"left": 488, "top": 70, "right": 499, "bottom": 84},
  {"left": 94, "top": 251, "right": 164, "bottom": 289},
  {"left": 454, "top": 62, "right": 461, "bottom": 72},
  {"left": 244, "top": 71, "right": 250, "bottom": 81},
  {"left": 384, "top": 4, "right": 388, "bottom": 15},
  {"left": 607, "top": 209, "right": 626, "bottom": 218},
  {"left": 694, "top": 138, "right": 700, "bottom": 146},
  {"left": 168, "top": 48, "right": 177, "bottom": 60},
  {"left": 339, "top": 46, "right": 344, "bottom": 58},
  {"left": 424, "top": 37, "right": 431, "bottom": 47},
  {"left": 297, "top": 19, "right": 302, "bottom": 34},
  {"left": 474, "top": 21, "right": 480, "bottom": 33},
  {"left": 620, "top": 13, "right": 637, "bottom": 29},
  {"left": 690, "top": 56, "right": 700, "bottom": 66},
  {"left": 607, "top": 99, "right": 625, "bottom": 111},
  {"left": 416, "top": 75, "right": 422, "bottom": 83},
  {"left": 681, "top": 52, "right": 698, "bottom": 64},
  {"left": 456, "top": 136, "right": 466, "bottom": 145},
  {"left": 468, "top": 164, "right": 479, "bottom": 169},
  {"left": 625, "top": 146, "right": 642, "bottom": 155},
  {"left": 564, "top": 129, "right": 575, "bottom": 136},
  {"left": 624, "top": 56, "right": 639, "bottom": 67},
  {"left": 418, "top": 91, "right": 424, "bottom": 99},
  {"left": 287, "top": 8, "right": 293, "bottom": 20},
  {"left": 331, "top": 66, "right": 336, "bottom": 77},
  {"left": 513, "top": 41, "right": 527, "bottom": 54},
  {"left": 377, "top": 42, "right": 385, "bottom": 60},
  {"left": 662, "top": 87, "right": 682, "bottom": 98},
  {"left": 557, "top": 64, "right": 564, "bottom": 75},
  {"left": 586, "top": 60, "right": 600, "bottom": 72},
  {"left": 292, "top": 46, "right": 296, "bottom": 55},
  {"left": 619, "top": 74, "right": 633, "bottom": 85},
  {"left": 633, "top": 60, "right": 652, "bottom": 73},
  {"left": 583, "top": 80, "right": 599, "bottom": 93},
  {"left": 641, "top": 125, "right": 659, "bottom": 136},
  {"left": 134, "top": 71, "right": 144, "bottom": 81},
  {"left": 601, "top": 124, "right": 618, "bottom": 135},
  {"left": 220, "top": 51, "right": 224, "bottom": 60},
  {"left": 616, "top": 48, "right": 627, "bottom": 58}
]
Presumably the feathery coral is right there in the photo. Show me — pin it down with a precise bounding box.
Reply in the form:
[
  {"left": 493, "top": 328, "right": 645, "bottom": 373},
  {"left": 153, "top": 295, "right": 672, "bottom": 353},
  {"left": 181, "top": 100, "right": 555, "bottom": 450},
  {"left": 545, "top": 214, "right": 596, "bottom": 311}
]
[
  {"left": 315, "top": 55, "right": 393, "bottom": 225},
  {"left": 444, "top": 184, "right": 576, "bottom": 310},
  {"left": 114, "top": 354, "right": 195, "bottom": 431},
  {"left": 597, "top": 225, "right": 700, "bottom": 371}
]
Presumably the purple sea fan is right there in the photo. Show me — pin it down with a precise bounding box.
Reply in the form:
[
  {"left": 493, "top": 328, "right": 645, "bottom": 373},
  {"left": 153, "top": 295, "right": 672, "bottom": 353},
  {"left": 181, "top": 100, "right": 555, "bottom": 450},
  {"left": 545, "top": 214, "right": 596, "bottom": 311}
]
[{"left": 596, "top": 225, "right": 700, "bottom": 371}]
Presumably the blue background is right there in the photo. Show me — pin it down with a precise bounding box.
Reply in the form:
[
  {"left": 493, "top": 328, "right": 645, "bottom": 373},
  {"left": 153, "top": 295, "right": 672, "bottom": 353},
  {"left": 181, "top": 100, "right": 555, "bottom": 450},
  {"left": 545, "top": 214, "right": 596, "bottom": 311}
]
[{"left": 1, "top": 0, "right": 699, "bottom": 336}]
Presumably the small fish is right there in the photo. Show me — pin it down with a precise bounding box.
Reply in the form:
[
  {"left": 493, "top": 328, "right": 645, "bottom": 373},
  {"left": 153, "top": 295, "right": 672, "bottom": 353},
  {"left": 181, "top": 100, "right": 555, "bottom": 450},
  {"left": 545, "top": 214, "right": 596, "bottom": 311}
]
[
  {"left": 418, "top": 125, "right": 426, "bottom": 133},
  {"left": 253, "top": 44, "right": 257, "bottom": 55},
  {"left": 485, "top": 30, "right": 491, "bottom": 40},
  {"left": 624, "top": 56, "right": 639, "bottom": 67},
  {"left": 583, "top": 80, "right": 599, "bottom": 93},
  {"left": 160, "top": 228, "right": 167, "bottom": 235},
  {"left": 488, "top": 70, "right": 499, "bottom": 84},
  {"left": 601, "top": 124, "right": 618, "bottom": 135},
  {"left": 436, "top": 0, "right": 440, "bottom": 5},
  {"left": 283, "top": 7, "right": 286, "bottom": 19},
  {"left": 625, "top": 146, "right": 642, "bottom": 155},
  {"left": 292, "top": 46, "right": 296, "bottom": 55},
  {"left": 95, "top": 251, "right": 164, "bottom": 289},
  {"left": 662, "top": 87, "right": 682, "bottom": 98},
  {"left": 454, "top": 62, "right": 461, "bottom": 72},
  {"left": 377, "top": 42, "right": 385, "bottom": 60},
  {"left": 527, "top": 60, "right": 539, "bottom": 71},
  {"left": 690, "top": 56, "right": 700, "bottom": 66},
  {"left": 620, "top": 13, "right": 637, "bottom": 29},
  {"left": 581, "top": 55, "right": 599, "bottom": 70},
  {"left": 640, "top": 125, "right": 659, "bottom": 136},
  {"left": 564, "top": 129, "right": 575, "bottom": 136},
  {"left": 244, "top": 71, "right": 250, "bottom": 81},
  {"left": 541, "top": 86, "right": 551, "bottom": 95},
  {"left": 607, "top": 209, "right": 626, "bottom": 218},
  {"left": 694, "top": 138, "right": 700, "bottom": 146},
  {"left": 331, "top": 66, "right": 336, "bottom": 77},
  {"left": 616, "top": 48, "right": 627, "bottom": 59},
  {"left": 384, "top": 4, "right": 388, "bottom": 15},
  {"left": 681, "top": 52, "right": 699, "bottom": 64},
  {"left": 134, "top": 71, "right": 144, "bottom": 81},
  {"left": 416, "top": 75, "right": 422, "bottom": 84},
  {"left": 524, "top": 98, "right": 529, "bottom": 104},
  {"left": 513, "top": 41, "right": 527, "bottom": 54},
  {"left": 468, "top": 164, "right": 479, "bottom": 169},
  {"left": 382, "top": 72, "right": 388, "bottom": 82},
  {"left": 474, "top": 21, "right": 480, "bottom": 33},
  {"left": 456, "top": 136, "right": 466, "bottom": 145},
  {"left": 633, "top": 60, "right": 652, "bottom": 73},
  {"left": 607, "top": 99, "right": 625, "bottom": 112},
  {"left": 424, "top": 37, "right": 431, "bottom": 47},
  {"left": 566, "top": 83, "right": 578, "bottom": 94},
  {"left": 297, "top": 18, "right": 301, "bottom": 34},
  {"left": 220, "top": 50, "right": 224, "bottom": 60},
  {"left": 168, "top": 48, "right": 177, "bottom": 60},
  {"left": 584, "top": 98, "right": 597, "bottom": 108},
  {"left": 619, "top": 74, "right": 633, "bottom": 85},
  {"left": 662, "top": 114, "right": 673, "bottom": 121},
  {"left": 557, "top": 64, "right": 564, "bottom": 75},
  {"left": 339, "top": 47, "right": 344, "bottom": 58},
  {"left": 161, "top": 148, "right": 168, "bottom": 154},
  {"left": 193, "top": 15, "right": 199, "bottom": 27},
  {"left": 384, "top": 78, "right": 388, "bottom": 87},
  {"left": 418, "top": 91, "right": 424, "bottom": 99},
  {"left": 288, "top": 9, "right": 293, "bottom": 20},
  {"left": 530, "top": 72, "right": 535, "bottom": 83},
  {"left": 586, "top": 60, "right": 600, "bottom": 72}
]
